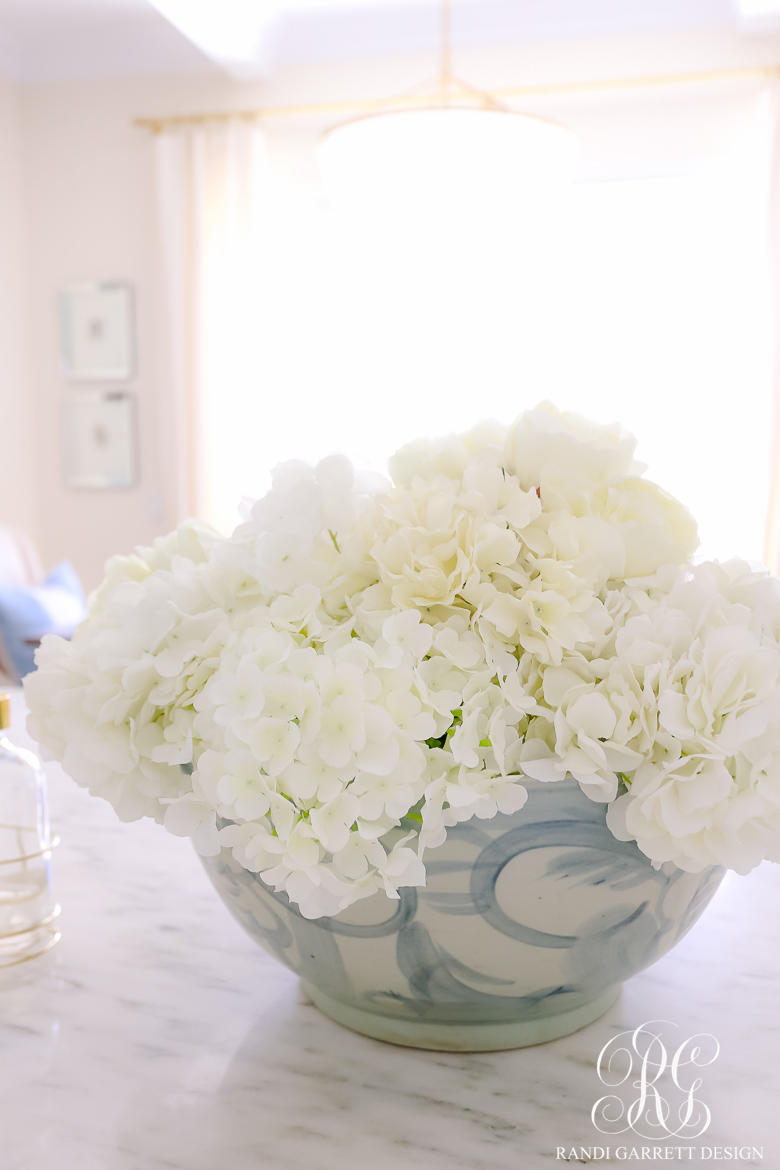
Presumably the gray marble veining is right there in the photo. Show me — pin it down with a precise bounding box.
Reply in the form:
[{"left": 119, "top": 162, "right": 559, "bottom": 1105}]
[{"left": 0, "top": 689, "right": 777, "bottom": 1169}]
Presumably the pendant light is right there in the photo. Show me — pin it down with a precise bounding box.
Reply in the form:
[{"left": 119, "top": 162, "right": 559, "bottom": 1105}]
[{"left": 317, "top": 0, "right": 578, "bottom": 216}]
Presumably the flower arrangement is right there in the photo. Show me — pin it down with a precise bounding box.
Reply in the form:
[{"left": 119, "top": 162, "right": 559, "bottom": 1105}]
[{"left": 25, "top": 404, "right": 780, "bottom": 919}]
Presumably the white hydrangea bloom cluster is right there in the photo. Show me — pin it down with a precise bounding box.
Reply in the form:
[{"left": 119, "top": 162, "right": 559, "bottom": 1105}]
[{"left": 24, "top": 403, "right": 780, "bottom": 918}]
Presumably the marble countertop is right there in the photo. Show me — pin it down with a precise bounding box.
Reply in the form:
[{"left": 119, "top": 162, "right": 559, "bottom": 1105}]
[{"left": 2, "top": 688, "right": 778, "bottom": 1170}]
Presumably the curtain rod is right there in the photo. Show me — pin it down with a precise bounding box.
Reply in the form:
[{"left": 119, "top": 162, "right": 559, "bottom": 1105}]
[{"left": 134, "top": 62, "right": 780, "bottom": 133}]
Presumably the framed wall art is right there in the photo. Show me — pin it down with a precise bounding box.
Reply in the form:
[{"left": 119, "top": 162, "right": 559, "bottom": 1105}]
[
  {"left": 60, "top": 389, "right": 137, "bottom": 489},
  {"left": 59, "top": 281, "right": 135, "bottom": 381}
]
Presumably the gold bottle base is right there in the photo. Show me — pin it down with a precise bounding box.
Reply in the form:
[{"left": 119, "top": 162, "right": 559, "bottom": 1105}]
[{"left": 0, "top": 906, "right": 61, "bottom": 968}]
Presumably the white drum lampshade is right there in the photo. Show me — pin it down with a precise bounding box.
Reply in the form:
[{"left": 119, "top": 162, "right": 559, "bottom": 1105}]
[{"left": 318, "top": 106, "right": 578, "bottom": 217}]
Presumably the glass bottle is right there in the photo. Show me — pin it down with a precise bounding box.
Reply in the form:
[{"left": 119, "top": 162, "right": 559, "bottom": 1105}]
[{"left": 0, "top": 694, "right": 59, "bottom": 967}]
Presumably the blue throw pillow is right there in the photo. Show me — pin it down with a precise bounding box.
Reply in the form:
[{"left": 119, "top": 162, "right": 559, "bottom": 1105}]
[
  {"left": 43, "top": 560, "right": 87, "bottom": 607},
  {"left": 0, "top": 560, "right": 87, "bottom": 681}
]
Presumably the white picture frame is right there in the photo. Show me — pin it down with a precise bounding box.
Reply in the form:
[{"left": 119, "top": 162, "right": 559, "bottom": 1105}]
[
  {"left": 60, "top": 390, "right": 137, "bottom": 489},
  {"left": 59, "top": 281, "right": 135, "bottom": 381}
]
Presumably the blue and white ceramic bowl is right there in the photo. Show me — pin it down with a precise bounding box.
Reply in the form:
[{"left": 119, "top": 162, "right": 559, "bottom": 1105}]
[{"left": 200, "top": 777, "right": 724, "bottom": 1051}]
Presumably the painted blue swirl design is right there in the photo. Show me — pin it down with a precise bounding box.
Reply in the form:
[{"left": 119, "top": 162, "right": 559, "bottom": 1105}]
[
  {"left": 261, "top": 883, "right": 419, "bottom": 939},
  {"left": 200, "top": 777, "right": 725, "bottom": 1026},
  {"left": 205, "top": 858, "right": 293, "bottom": 966},
  {"left": 369, "top": 920, "right": 578, "bottom": 1021},
  {"left": 469, "top": 821, "right": 654, "bottom": 948}
]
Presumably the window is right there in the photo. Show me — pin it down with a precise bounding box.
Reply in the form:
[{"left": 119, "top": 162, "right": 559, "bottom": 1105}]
[{"left": 207, "top": 97, "right": 773, "bottom": 568}]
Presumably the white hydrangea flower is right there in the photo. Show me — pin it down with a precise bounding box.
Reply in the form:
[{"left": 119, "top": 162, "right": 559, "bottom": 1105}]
[{"left": 24, "top": 407, "right": 780, "bottom": 917}]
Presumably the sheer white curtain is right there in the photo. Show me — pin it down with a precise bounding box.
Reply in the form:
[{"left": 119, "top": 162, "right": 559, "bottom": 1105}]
[
  {"left": 763, "top": 84, "right": 780, "bottom": 575},
  {"left": 154, "top": 119, "right": 266, "bottom": 535}
]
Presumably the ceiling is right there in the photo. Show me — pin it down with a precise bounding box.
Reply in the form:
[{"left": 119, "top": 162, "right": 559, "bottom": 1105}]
[
  {"left": 0, "top": 0, "right": 773, "bottom": 84},
  {"left": 0, "top": 0, "right": 213, "bottom": 81}
]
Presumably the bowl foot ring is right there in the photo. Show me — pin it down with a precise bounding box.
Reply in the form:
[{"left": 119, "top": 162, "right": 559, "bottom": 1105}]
[{"left": 301, "top": 981, "right": 620, "bottom": 1052}]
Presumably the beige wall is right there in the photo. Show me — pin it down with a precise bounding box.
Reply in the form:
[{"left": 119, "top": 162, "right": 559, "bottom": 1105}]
[
  {"left": 10, "top": 23, "right": 780, "bottom": 591},
  {"left": 20, "top": 73, "right": 234, "bottom": 591},
  {"left": 19, "top": 68, "right": 311, "bottom": 591},
  {"left": 0, "top": 77, "right": 37, "bottom": 546}
]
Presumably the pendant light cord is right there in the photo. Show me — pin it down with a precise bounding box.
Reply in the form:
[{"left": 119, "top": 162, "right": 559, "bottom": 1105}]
[{"left": 440, "top": 0, "right": 452, "bottom": 100}]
